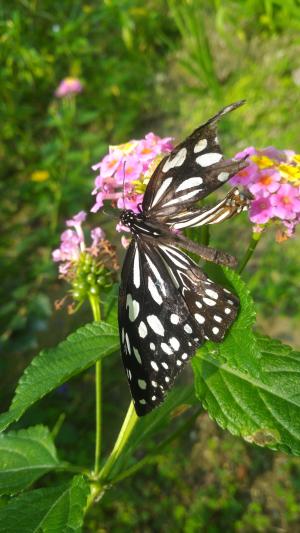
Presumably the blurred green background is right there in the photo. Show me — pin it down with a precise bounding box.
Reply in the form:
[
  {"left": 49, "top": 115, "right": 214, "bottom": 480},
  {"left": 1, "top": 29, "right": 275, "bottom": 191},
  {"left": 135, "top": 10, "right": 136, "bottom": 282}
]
[{"left": 1, "top": 1, "right": 300, "bottom": 531}]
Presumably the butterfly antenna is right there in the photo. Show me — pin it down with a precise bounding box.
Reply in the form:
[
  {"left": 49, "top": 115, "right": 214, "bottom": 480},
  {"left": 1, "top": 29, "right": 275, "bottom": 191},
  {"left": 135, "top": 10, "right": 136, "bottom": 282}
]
[{"left": 122, "top": 161, "right": 126, "bottom": 210}]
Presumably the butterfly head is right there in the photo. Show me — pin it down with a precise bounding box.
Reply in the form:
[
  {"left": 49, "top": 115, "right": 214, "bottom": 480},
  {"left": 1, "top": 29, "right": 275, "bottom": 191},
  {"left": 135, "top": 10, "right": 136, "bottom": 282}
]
[{"left": 120, "top": 209, "right": 137, "bottom": 229}]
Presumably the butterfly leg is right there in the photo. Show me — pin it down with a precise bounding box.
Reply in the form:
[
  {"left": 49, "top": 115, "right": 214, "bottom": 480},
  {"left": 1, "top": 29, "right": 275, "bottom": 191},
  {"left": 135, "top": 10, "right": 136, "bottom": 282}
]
[{"left": 165, "top": 235, "right": 237, "bottom": 267}]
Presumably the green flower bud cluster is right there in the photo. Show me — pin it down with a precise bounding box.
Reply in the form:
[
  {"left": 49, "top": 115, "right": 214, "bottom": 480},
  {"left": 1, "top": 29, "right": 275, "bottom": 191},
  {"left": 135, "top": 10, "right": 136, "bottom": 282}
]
[{"left": 71, "top": 253, "right": 113, "bottom": 303}]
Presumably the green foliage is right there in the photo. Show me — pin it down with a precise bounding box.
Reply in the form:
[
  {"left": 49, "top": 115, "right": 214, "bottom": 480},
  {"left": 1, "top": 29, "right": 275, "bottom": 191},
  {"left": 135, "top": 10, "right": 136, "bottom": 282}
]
[
  {"left": 0, "top": 322, "right": 119, "bottom": 432},
  {"left": 0, "top": 0, "right": 174, "bottom": 354},
  {"left": 0, "top": 475, "right": 89, "bottom": 533},
  {"left": 0, "top": 425, "right": 62, "bottom": 496},
  {"left": 193, "top": 268, "right": 300, "bottom": 455}
]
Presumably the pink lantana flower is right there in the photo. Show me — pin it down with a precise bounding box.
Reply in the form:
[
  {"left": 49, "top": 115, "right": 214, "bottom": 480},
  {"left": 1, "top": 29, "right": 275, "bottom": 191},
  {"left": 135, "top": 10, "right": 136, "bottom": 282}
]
[
  {"left": 270, "top": 183, "right": 300, "bottom": 220},
  {"left": 91, "top": 134, "right": 174, "bottom": 236},
  {"left": 250, "top": 194, "right": 274, "bottom": 224},
  {"left": 231, "top": 146, "right": 300, "bottom": 240},
  {"left": 52, "top": 212, "right": 118, "bottom": 312},
  {"left": 52, "top": 211, "right": 107, "bottom": 277},
  {"left": 55, "top": 77, "right": 83, "bottom": 98},
  {"left": 248, "top": 169, "right": 281, "bottom": 196}
]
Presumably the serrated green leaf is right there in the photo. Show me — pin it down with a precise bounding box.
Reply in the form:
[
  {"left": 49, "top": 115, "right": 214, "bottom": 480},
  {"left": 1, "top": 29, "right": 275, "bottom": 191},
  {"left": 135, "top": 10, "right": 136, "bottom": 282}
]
[
  {"left": 0, "top": 425, "right": 62, "bottom": 495},
  {"left": 105, "top": 384, "right": 197, "bottom": 482},
  {"left": 0, "top": 322, "right": 119, "bottom": 432},
  {"left": 0, "top": 475, "right": 89, "bottom": 533},
  {"left": 192, "top": 269, "right": 300, "bottom": 455}
]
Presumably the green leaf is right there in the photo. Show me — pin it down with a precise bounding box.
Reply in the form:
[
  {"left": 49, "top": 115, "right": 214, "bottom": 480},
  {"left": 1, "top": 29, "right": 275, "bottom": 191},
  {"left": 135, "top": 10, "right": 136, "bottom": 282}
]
[
  {"left": 0, "top": 425, "right": 62, "bottom": 495},
  {"left": 192, "top": 268, "right": 300, "bottom": 455},
  {"left": 105, "top": 384, "right": 197, "bottom": 482},
  {"left": 0, "top": 475, "right": 89, "bottom": 533},
  {"left": 0, "top": 322, "right": 119, "bottom": 432}
]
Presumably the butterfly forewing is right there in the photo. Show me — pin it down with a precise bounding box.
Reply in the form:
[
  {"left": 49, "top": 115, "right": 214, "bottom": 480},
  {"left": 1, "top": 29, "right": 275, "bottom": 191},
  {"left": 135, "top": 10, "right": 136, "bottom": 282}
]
[
  {"left": 119, "top": 239, "right": 200, "bottom": 416},
  {"left": 142, "top": 101, "right": 247, "bottom": 221}
]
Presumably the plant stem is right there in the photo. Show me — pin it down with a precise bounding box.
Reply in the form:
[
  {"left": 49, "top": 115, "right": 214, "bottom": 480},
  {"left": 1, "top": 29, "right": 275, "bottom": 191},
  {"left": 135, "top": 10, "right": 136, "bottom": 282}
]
[
  {"left": 98, "top": 401, "right": 138, "bottom": 482},
  {"left": 237, "top": 231, "right": 263, "bottom": 274},
  {"left": 111, "top": 408, "right": 201, "bottom": 485},
  {"left": 89, "top": 294, "right": 102, "bottom": 477}
]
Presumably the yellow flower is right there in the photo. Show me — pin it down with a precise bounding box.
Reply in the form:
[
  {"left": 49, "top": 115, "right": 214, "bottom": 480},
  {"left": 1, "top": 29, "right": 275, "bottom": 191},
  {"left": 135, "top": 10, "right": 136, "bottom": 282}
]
[
  {"left": 31, "top": 170, "right": 50, "bottom": 182},
  {"left": 132, "top": 154, "right": 165, "bottom": 194},
  {"left": 251, "top": 155, "right": 274, "bottom": 169},
  {"left": 278, "top": 163, "right": 300, "bottom": 184},
  {"left": 109, "top": 140, "right": 139, "bottom": 154},
  {"left": 292, "top": 154, "right": 300, "bottom": 166}
]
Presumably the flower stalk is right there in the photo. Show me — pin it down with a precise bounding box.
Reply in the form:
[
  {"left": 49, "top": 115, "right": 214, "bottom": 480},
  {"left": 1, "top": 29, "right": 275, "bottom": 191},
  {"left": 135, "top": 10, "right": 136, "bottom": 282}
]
[
  {"left": 237, "top": 231, "right": 263, "bottom": 274},
  {"left": 98, "top": 401, "right": 138, "bottom": 483},
  {"left": 89, "top": 294, "right": 103, "bottom": 477}
]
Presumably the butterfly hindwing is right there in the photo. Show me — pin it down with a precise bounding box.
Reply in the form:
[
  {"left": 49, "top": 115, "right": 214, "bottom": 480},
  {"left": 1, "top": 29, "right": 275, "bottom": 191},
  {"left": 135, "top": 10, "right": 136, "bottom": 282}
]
[{"left": 142, "top": 101, "right": 247, "bottom": 221}]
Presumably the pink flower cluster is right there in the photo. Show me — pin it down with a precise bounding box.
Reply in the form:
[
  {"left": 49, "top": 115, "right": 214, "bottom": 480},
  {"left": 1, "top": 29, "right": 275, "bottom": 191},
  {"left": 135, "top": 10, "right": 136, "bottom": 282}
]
[
  {"left": 231, "top": 147, "right": 300, "bottom": 238},
  {"left": 52, "top": 211, "right": 105, "bottom": 276},
  {"left": 91, "top": 133, "right": 174, "bottom": 216},
  {"left": 55, "top": 77, "right": 83, "bottom": 98}
]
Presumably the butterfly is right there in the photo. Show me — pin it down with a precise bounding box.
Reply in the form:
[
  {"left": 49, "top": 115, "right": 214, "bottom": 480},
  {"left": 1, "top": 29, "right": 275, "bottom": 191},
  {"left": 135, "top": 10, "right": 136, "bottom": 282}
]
[{"left": 118, "top": 101, "right": 250, "bottom": 416}]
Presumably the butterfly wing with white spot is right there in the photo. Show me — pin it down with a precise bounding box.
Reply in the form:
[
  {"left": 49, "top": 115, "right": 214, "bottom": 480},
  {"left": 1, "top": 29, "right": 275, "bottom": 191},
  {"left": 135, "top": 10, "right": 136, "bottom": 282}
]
[
  {"left": 156, "top": 243, "right": 239, "bottom": 343},
  {"left": 119, "top": 238, "right": 238, "bottom": 416},
  {"left": 167, "top": 188, "right": 251, "bottom": 230},
  {"left": 119, "top": 238, "right": 202, "bottom": 416},
  {"left": 142, "top": 101, "right": 248, "bottom": 221}
]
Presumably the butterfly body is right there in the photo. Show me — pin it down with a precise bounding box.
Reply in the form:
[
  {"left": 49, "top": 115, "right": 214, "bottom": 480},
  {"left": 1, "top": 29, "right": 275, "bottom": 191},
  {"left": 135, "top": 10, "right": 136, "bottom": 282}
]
[{"left": 118, "top": 102, "right": 250, "bottom": 416}]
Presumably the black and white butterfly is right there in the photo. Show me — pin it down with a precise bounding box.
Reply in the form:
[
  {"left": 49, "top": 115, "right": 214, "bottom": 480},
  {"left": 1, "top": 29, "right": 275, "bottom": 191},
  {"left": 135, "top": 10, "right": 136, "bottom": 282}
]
[{"left": 118, "top": 101, "right": 250, "bottom": 416}]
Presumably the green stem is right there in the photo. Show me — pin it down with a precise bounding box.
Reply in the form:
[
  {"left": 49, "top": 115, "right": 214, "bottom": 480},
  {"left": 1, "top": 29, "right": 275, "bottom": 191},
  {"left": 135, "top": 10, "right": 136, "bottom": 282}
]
[
  {"left": 111, "top": 408, "right": 201, "bottom": 485},
  {"left": 98, "top": 401, "right": 138, "bottom": 483},
  {"left": 237, "top": 231, "right": 263, "bottom": 274},
  {"left": 89, "top": 294, "right": 102, "bottom": 477}
]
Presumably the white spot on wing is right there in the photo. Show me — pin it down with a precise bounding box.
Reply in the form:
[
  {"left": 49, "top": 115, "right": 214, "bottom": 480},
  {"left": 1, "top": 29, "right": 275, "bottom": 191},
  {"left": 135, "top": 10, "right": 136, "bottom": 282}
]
[
  {"left": 133, "top": 347, "right": 142, "bottom": 364},
  {"left": 145, "top": 254, "right": 166, "bottom": 296},
  {"left": 151, "top": 177, "right": 173, "bottom": 207},
  {"left": 133, "top": 246, "right": 140, "bottom": 288},
  {"left": 162, "top": 188, "right": 201, "bottom": 207},
  {"left": 205, "top": 288, "right": 218, "bottom": 300},
  {"left": 171, "top": 314, "right": 180, "bottom": 324},
  {"left": 148, "top": 277, "right": 163, "bottom": 305},
  {"left": 162, "top": 148, "right": 187, "bottom": 172},
  {"left": 151, "top": 361, "right": 159, "bottom": 371},
  {"left": 161, "top": 342, "right": 172, "bottom": 355},
  {"left": 126, "top": 294, "right": 140, "bottom": 322},
  {"left": 194, "top": 138, "right": 207, "bottom": 153},
  {"left": 138, "top": 321, "right": 148, "bottom": 338},
  {"left": 147, "top": 315, "right": 165, "bottom": 336},
  {"left": 203, "top": 297, "right": 216, "bottom": 306},
  {"left": 196, "top": 152, "right": 222, "bottom": 167},
  {"left": 212, "top": 327, "right": 219, "bottom": 335},
  {"left": 150, "top": 342, "right": 155, "bottom": 350},
  {"left": 176, "top": 177, "right": 203, "bottom": 192},
  {"left": 169, "top": 337, "right": 180, "bottom": 351},
  {"left": 195, "top": 313, "right": 205, "bottom": 324},
  {"left": 184, "top": 324, "right": 192, "bottom": 334},
  {"left": 217, "top": 171, "right": 229, "bottom": 182},
  {"left": 138, "top": 379, "right": 147, "bottom": 390},
  {"left": 125, "top": 333, "right": 131, "bottom": 354},
  {"left": 214, "top": 315, "right": 222, "bottom": 323}
]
